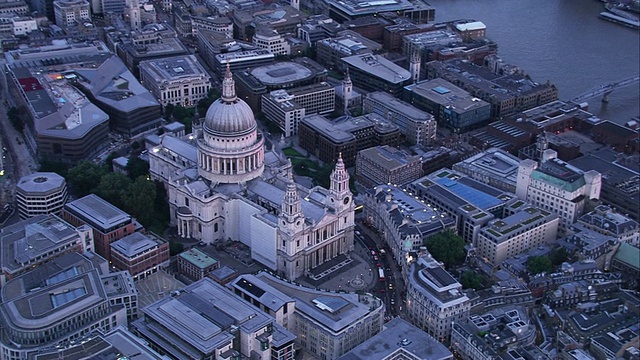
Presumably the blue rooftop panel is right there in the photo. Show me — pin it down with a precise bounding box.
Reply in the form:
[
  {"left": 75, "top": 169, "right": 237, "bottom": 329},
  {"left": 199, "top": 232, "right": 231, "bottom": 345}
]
[
  {"left": 432, "top": 86, "right": 451, "bottom": 94},
  {"left": 434, "top": 177, "right": 502, "bottom": 210}
]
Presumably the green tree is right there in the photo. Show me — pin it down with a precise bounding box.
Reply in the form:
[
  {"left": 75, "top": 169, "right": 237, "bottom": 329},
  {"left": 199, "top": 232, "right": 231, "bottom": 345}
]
[
  {"left": 460, "top": 271, "right": 484, "bottom": 290},
  {"left": 127, "top": 176, "right": 157, "bottom": 226},
  {"left": 424, "top": 230, "right": 466, "bottom": 269},
  {"left": 67, "top": 161, "right": 107, "bottom": 197},
  {"left": 172, "top": 104, "right": 191, "bottom": 121},
  {"left": 94, "top": 173, "right": 132, "bottom": 210},
  {"left": 526, "top": 256, "right": 553, "bottom": 275},
  {"left": 150, "top": 180, "right": 170, "bottom": 233},
  {"left": 164, "top": 103, "right": 174, "bottom": 120},
  {"left": 125, "top": 156, "right": 150, "bottom": 180},
  {"left": 7, "top": 107, "right": 23, "bottom": 132},
  {"left": 104, "top": 152, "right": 120, "bottom": 172},
  {"left": 549, "top": 247, "right": 568, "bottom": 266}
]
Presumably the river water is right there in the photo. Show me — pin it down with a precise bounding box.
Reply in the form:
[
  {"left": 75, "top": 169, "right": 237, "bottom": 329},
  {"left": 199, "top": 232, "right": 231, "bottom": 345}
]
[{"left": 428, "top": 0, "right": 640, "bottom": 125}]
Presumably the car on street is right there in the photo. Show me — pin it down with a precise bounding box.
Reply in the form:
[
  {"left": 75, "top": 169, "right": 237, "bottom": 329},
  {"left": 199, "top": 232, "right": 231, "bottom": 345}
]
[{"left": 388, "top": 283, "right": 393, "bottom": 290}]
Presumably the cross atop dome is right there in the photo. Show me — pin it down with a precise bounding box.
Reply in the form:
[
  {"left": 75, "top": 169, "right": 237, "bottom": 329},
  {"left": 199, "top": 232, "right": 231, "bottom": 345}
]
[{"left": 222, "top": 61, "right": 236, "bottom": 102}]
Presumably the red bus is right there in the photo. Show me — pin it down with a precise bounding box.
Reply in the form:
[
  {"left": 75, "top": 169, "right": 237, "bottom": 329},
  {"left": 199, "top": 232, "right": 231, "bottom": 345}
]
[{"left": 378, "top": 268, "right": 385, "bottom": 282}]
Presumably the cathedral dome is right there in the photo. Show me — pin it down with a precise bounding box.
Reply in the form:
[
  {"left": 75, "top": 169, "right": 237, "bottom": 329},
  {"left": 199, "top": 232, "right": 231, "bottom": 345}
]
[{"left": 203, "top": 65, "right": 257, "bottom": 137}]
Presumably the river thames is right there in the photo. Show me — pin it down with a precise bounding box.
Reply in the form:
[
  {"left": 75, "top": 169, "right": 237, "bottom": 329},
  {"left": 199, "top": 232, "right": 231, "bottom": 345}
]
[{"left": 428, "top": 0, "right": 640, "bottom": 125}]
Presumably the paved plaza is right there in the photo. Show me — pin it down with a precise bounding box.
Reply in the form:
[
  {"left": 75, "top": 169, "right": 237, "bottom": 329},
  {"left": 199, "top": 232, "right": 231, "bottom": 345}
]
[{"left": 135, "top": 270, "right": 186, "bottom": 308}]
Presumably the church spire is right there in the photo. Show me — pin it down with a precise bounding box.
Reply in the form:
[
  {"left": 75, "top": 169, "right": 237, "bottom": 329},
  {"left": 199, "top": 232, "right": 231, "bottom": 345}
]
[
  {"left": 330, "top": 152, "right": 349, "bottom": 195},
  {"left": 222, "top": 62, "right": 236, "bottom": 102},
  {"left": 343, "top": 69, "right": 352, "bottom": 114},
  {"left": 282, "top": 172, "right": 302, "bottom": 220}
]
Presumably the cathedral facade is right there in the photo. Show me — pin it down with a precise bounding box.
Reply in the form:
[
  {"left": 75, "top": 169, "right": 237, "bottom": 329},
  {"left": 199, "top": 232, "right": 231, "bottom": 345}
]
[{"left": 149, "top": 66, "right": 355, "bottom": 280}]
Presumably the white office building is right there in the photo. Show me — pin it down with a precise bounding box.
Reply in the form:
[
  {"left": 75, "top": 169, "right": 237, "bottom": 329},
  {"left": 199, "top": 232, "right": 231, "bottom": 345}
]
[
  {"left": 139, "top": 55, "right": 211, "bottom": 107},
  {"left": 516, "top": 149, "right": 601, "bottom": 235}
]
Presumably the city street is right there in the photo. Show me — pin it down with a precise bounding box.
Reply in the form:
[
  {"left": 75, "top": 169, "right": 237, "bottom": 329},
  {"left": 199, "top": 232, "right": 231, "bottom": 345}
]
[{"left": 0, "top": 78, "right": 38, "bottom": 207}]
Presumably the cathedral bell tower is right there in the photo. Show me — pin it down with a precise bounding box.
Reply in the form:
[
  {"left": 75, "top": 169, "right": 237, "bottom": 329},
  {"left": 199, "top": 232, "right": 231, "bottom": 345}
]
[
  {"left": 279, "top": 172, "right": 304, "bottom": 234},
  {"left": 327, "top": 153, "right": 352, "bottom": 212}
]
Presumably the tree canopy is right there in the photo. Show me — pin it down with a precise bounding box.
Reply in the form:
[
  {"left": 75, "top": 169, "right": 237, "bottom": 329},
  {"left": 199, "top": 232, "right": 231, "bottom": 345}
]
[
  {"left": 424, "top": 230, "right": 466, "bottom": 269},
  {"left": 460, "top": 271, "right": 484, "bottom": 290},
  {"left": 125, "top": 156, "right": 150, "bottom": 180},
  {"left": 526, "top": 255, "right": 553, "bottom": 275},
  {"left": 67, "top": 161, "right": 108, "bottom": 197},
  {"left": 64, "top": 161, "right": 169, "bottom": 233}
]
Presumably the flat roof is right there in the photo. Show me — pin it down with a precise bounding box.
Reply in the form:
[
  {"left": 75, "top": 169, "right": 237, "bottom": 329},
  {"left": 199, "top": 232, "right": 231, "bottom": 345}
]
[
  {"left": 16, "top": 172, "right": 66, "bottom": 195},
  {"left": 337, "top": 317, "right": 452, "bottom": 360},
  {"left": 64, "top": 194, "right": 131, "bottom": 232},
  {"left": 405, "top": 78, "right": 490, "bottom": 114},
  {"left": 250, "top": 61, "right": 314, "bottom": 86},
  {"left": 433, "top": 176, "right": 502, "bottom": 210},
  {"left": 140, "top": 54, "right": 210, "bottom": 82},
  {"left": 455, "top": 21, "right": 486, "bottom": 31},
  {"left": 365, "top": 91, "right": 434, "bottom": 122},
  {"left": 328, "top": 0, "right": 433, "bottom": 16},
  {"left": 139, "top": 278, "right": 272, "bottom": 355},
  {"left": 483, "top": 207, "right": 556, "bottom": 241},
  {"left": 1, "top": 253, "right": 107, "bottom": 333},
  {"left": 614, "top": 242, "right": 640, "bottom": 270},
  {"left": 111, "top": 232, "right": 161, "bottom": 257},
  {"left": 253, "top": 272, "right": 383, "bottom": 333},
  {"left": 358, "top": 145, "right": 421, "bottom": 171},
  {"left": 342, "top": 53, "right": 411, "bottom": 84},
  {"left": 178, "top": 248, "right": 218, "bottom": 269},
  {"left": 216, "top": 49, "right": 275, "bottom": 64},
  {"left": 0, "top": 215, "right": 81, "bottom": 272}
]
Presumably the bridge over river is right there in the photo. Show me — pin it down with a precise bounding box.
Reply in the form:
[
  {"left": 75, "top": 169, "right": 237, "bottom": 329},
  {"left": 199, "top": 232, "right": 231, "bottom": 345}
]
[{"left": 571, "top": 75, "right": 640, "bottom": 103}]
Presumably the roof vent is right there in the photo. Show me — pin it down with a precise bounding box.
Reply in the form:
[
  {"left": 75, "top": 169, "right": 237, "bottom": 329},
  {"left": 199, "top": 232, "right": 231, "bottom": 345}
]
[{"left": 399, "top": 338, "right": 412, "bottom": 347}]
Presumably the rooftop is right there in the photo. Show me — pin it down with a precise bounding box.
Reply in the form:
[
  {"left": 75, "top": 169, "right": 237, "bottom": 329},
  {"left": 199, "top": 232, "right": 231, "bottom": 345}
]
[
  {"left": 138, "top": 278, "right": 274, "bottom": 355},
  {"left": 358, "top": 145, "right": 421, "bottom": 171},
  {"left": 215, "top": 49, "right": 275, "bottom": 64},
  {"left": 250, "top": 61, "right": 315, "bottom": 85},
  {"left": 482, "top": 207, "right": 556, "bottom": 241},
  {"left": 252, "top": 272, "right": 383, "bottom": 333},
  {"left": 0, "top": 215, "right": 82, "bottom": 272},
  {"left": 410, "top": 255, "right": 468, "bottom": 306},
  {"left": 1, "top": 252, "right": 107, "bottom": 333},
  {"left": 74, "top": 55, "right": 160, "bottom": 113},
  {"left": 139, "top": 55, "right": 210, "bottom": 83},
  {"left": 64, "top": 194, "right": 131, "bottom": 232},
  {"left": 365, "top": 91, "right": 434, "bottom": 122},
  {"left": 337, "top": 317, "right": 452, "bottom": 360},
  {"left": 16, "top": 172, "right": 67, "bottom": 195},
  {"left": 405, "top": 78, "right": 490, "bottom": 114},
  {"left": 614, "top": 242, "right": 640, "bottom": 270},
  {"left": 328, "top": 0, "right": 434, "bottom": 16},
  {"left": 342, "top": 53, "right": 411, "bottom": 84},
  {"left": 111, "top": 232, "right": 162, "bottom": 258},
  {"left": 430, "top": 171, "right": 504, "bottom": 210},
  {"left": 178, "top": 248, "right": 218, "bottom": 269},
  {"left": 533, "top": 158, "right": 587, "bottom": 192}
]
